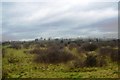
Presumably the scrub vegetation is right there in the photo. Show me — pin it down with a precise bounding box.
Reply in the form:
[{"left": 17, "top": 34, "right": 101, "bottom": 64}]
[{"left": 2, "top": 38, "right": 119, "bottom": 78}]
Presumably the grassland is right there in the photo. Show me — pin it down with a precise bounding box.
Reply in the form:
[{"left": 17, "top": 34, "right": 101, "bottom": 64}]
[{"left": 2, "top": 39, "right": 119, "bottom": 78}]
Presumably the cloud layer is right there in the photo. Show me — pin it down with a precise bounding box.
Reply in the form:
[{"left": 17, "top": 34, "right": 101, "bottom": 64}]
[{"left": 2, "top": 1, "right": 118, "bottom": 41}]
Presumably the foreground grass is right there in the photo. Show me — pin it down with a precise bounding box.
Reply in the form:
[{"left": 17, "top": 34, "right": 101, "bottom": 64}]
[{"left": 2, "top": 48, "right": 119, "bottom": 78}]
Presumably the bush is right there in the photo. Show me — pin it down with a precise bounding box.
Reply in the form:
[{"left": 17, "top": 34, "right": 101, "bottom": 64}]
[
  {"left": 9, "top": 43, "right": 21, "bottom": 50},
  {"left": 77, "top": 47, "right": 85, "bottom": 54},
  {"left": 68, "top": 59, "right": 85, "bottom": 69},
  {"left": 29, "top": 48, "right": 46, "bottom": 54},
  {"left": 97, "top": 56, "right": 107, "bottom": 67},
  {"left": 40, "top": 43, "right": 45, "bottom": 47},
  {"left": 69, "top": 43, "right": 77, "bottom": 50},
  {"left": 23, "top": 43, "right": 30, "bottom": 49},
  {"left": 7, "top": 53, "right": 20, "bottom": 63},
  {"left": 34, "top": 47, "right": 75, "bottom": 64},
  {"left": 85, "top": 54, "right": 97, "bottom": 67},
  {"left": 48, "top": 43, "right": 65, "bottom": 49},
  {"left": 99, "top": 47, "right": 113, "bottom": 57},
  {"left": 59, "top": 44, "right": 64, "bottom": 49},
  {"left": 110, "top": 49, "right": 118, "bottom": 62},
  {"left": 81, "top": 43, "right": 98, "bottom": 52}
]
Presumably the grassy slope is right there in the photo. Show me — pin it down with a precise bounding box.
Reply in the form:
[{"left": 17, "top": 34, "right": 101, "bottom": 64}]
[{"left": 2, "top": 47, "right": 119, "bottom": 78}]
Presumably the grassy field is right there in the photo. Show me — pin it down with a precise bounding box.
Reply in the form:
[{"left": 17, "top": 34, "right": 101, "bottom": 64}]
[{"left": 2, "top": 43, "right": 119, "bottom": 78}]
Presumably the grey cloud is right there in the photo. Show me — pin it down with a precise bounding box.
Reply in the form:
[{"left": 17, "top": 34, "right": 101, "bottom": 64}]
[{"left": 2, "top": 2, "right": 118, "bottom": 41}]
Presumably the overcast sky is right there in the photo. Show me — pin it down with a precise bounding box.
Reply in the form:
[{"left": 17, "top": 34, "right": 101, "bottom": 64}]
[{"left": 1, "top": 0, "right": 119, "bottom": 41}]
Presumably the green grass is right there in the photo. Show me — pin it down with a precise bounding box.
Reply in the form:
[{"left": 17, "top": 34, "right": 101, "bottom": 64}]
[{"left": 2, "top": 47, "right": 119, "bottom": 78}]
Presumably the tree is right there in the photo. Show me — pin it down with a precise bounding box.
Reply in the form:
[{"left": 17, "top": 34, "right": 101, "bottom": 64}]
[{"left": 35, "top": 39, "right": 38, "bottom": 42}]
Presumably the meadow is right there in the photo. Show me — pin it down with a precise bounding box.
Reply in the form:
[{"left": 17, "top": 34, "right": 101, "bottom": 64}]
[{"left": 2, "top": 38, "right": 119, "bottom": 78}]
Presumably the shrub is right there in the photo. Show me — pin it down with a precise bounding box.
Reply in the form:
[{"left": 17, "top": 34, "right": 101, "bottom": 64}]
[
  {"left": 59, "top": 44, "right": 64, "bottom": 49},
  {"left": 81, "top": 43, "right": 98, "bottom": 52},
  {"left": 34, "top": 47, "right": 75, "bottom": 64},
  {"left": 29, "top": 48, "right": 46, "bottom": 54},
  {"left": 97, "top": 56, "right": 107, "bottom": 67},
  {"left": 85, "top": 54, "right": 97, "bottom": 67},
  {"left": 2, "top": 41, "right": 10, "bottom": 46},
  {"left": 77, "top": 47, "right": 85, "bottom": 54},
  {"left": 69, "top": 43, "right": 77, "bottom": 50},
  {"left": 48, "top": 43, "right": 64, "bottom": 50},
  {"left": 34, "top": 43, "right": 45, "bottom": 49},
  {"left": 7, "top": 53, "right": 20, "bottom": 63},
  {"left": 110, "top": 49, "right": 118, "bottom": 62},
  {"left": 68, "top": 59, "right": 85, "bottom": 69},
  {"left": 9, "top": 43, "right": 21, "bottom": 50},
  {"left": 23, "top": 43, "right": 30, "bottom": 49},
  {"left": 36, "top": 51, "right": 74, "bottom": 64},
  {"left": 99, "top": 47, "right": 112, "bottom": 56},
  {"left": 40, "top": 43, "right": 45, "bottom": 47}
]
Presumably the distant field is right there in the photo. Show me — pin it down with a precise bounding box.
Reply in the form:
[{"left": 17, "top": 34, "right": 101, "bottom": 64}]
[{"left": 2, "top": 39, "right": 119, "bottom": 78}]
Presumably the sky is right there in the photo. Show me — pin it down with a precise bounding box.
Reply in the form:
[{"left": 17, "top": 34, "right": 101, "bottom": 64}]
[{"left": 1, "top": 0, "right": 119, "bottom": 41}]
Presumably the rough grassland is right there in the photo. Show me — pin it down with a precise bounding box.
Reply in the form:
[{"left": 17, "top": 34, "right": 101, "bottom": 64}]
[{"left": 2, "top": 47, "right": 119, "bottom": 78}]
